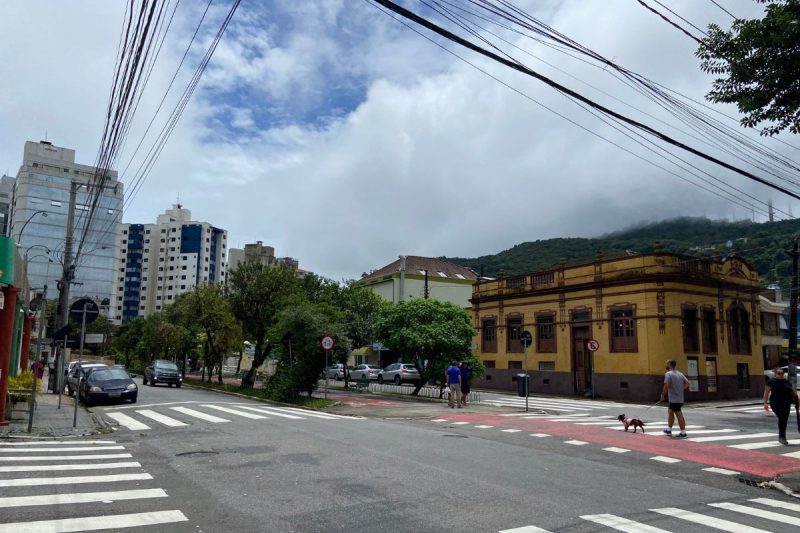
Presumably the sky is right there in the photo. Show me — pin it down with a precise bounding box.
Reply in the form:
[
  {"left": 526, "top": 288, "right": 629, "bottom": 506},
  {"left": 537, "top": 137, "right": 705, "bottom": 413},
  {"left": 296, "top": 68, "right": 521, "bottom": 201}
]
[{"left": 1, "top": 0, "right": 797, "bottom": 281}]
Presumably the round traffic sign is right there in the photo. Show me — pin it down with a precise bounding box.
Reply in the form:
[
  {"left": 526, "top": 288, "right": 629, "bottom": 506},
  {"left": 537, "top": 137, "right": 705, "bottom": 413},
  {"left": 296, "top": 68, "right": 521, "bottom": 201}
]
[
  {"left": 320, "top": 336, "right": 336, "bottom": 351},
  {"left": 69, "top": 298, "right": 100, "bottom": 325},
  {"left": 519, "top": 330, "right": 533, "bottom": 348},
  {"left": 586, "top": 339, "right": 600, "bottom": 352}
]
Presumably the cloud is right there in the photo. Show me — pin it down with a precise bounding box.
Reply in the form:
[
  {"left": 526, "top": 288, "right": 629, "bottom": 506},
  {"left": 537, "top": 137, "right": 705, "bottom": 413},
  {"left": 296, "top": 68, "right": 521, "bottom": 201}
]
[{"left": 1, "top": 0, "right": 795, "bottom": 282}]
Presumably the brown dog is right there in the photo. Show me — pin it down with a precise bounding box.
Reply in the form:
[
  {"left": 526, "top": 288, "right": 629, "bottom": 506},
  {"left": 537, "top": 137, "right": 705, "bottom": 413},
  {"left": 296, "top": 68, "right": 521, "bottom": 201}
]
[{"left": 618, "top": 414, "right": 646, "bottom": 433}]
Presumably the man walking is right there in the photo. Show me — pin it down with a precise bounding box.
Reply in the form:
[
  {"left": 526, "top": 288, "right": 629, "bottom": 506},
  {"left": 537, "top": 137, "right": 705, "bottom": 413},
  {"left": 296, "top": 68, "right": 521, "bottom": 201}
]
[
  {"left": 660, "top": 359, "right": 689, "bottom": 438},
  {"left": 445, "top": 362, "right": 461, "bottom": 408}
]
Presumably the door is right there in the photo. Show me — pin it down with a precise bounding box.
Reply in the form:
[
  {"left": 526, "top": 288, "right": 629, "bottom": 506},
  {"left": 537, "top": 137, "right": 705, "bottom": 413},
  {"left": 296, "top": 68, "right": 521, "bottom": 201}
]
[{"left": 572, "top": 326, "right": 591, "bottom": 395}]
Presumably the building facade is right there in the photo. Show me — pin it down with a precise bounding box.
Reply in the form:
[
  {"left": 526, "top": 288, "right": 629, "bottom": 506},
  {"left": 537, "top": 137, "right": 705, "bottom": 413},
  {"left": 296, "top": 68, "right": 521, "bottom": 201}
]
[
  {"left": 759, "top": 287, "right": 787, "bottom": 372},
  {"left": 355, "top": 255, "right": 477, "bottom": 308},
  {"left": 471, "top": 250, "right": 764, "bottom": 401},
  {"left": 112, "top": 204, "right": 227, "bottom": 323},
  {"left": 0, "top": 175, "right": 13, "bottom": 235},
  {"left": 9, "top": 141, "right": 122, "bottom": 309},
  {"left": 228, "top": 241, "right": 301, "bottom": 274}
]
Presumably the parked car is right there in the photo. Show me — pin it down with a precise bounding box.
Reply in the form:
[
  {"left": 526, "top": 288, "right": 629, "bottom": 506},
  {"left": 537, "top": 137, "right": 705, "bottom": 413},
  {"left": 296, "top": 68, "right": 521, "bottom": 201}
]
[
  {"left": 65, "top": 363, "right": 108, "bottom": 396},
  {"left": 378, "top": 363, "right": 421, "bottom": 385},
  {"left": 143, "top": 360, "right": 182, "bottom": 387},
  {"left": 323, "top": 364, "right": 354, "bottom": 380},
  {"left": 78, "top": 366, "right": 138, "bottom": 406},
  {"left": 350, "top": 364, "right": 382, "bottom": 381}
]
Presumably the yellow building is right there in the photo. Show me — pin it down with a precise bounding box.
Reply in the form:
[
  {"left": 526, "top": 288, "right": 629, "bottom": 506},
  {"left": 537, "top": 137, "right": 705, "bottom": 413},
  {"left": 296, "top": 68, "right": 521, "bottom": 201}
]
[{"left": 471, "top": 248, "right": 764, "bottom": 401}]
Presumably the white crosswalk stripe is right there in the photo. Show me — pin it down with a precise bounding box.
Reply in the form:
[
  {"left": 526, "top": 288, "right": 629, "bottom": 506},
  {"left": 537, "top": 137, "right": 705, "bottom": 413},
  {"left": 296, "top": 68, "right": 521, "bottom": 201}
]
[
  {"left": 201, "top": 404, "right": 269, "bottom": 419},
  {"left": 730, "top": 438, "right": 800, "bottom": 450},
  {"left": 105, "top": 412, "right": 151, "bottom": 431},
  {"left": 0, "top": 439, "right": 188, "bottom": 532},
  {"left": 687, "top": 432, "right": 774, "bottom": 443},
  {"left": 169, "top": 406, "right": 231, "bottom": 423},
  {"left": 136, "top": 409, "right": 188, "bottom": 427},
  {"left": 501, "top": 497, "right": 800, "bottom": 533}
]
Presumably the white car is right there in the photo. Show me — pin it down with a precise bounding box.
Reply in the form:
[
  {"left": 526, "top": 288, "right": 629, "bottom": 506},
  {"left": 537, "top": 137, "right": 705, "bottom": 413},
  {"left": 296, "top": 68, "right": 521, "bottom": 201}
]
[
  {"left": 324, "top": 364, "right": 353, "bottom": 380},
  {"left": 377, "top": 363, "right": 421, "bottom": 385},
  {"left": 350, "top": 364, "right": 382, "bottom": 381}
]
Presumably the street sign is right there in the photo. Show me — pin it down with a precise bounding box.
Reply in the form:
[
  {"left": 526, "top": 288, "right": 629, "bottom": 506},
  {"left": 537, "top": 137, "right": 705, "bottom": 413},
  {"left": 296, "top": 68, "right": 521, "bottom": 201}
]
[
  {"left": 520, "top": 330, "right": 533, "bottom": 348},
  {"left": 70, "top": 298, "right": 99, "bottom": 325},
  {"left": 372, "top": 342, "right": 385, "bottom": 352},
  {"left": 320, "top": 336, "right": 336, "bottom": 351},
  {"left": 587, "top": 339, "right": 600, "bottom": 352},
  {"left": 84, "top": 333, "right": 105, "bottom": 344}
]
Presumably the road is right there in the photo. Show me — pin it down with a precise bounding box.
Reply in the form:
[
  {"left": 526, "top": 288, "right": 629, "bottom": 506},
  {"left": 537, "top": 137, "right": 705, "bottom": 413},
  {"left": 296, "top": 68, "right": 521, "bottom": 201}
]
[{"left": 1, "top": 380, "right": 800, "bottom": 532}]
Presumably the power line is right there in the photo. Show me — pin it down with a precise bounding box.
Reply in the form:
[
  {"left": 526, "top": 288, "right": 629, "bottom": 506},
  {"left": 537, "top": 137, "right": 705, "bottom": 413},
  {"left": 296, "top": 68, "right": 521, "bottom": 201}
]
[{"left": 708, "top": 0, "right": 738, "bottom": 21}]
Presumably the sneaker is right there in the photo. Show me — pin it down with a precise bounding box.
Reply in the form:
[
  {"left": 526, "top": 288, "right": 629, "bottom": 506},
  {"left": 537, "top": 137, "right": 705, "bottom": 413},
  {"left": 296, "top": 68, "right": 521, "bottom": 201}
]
[
  {"left": 676, "top": 432, "right": 688, "bottom": 439},
  {"left": 663, "top": 428, "right": 672, "bottom": 435},
  {"left": 780, "top": 438, "right": 789, "bottom": 445}
]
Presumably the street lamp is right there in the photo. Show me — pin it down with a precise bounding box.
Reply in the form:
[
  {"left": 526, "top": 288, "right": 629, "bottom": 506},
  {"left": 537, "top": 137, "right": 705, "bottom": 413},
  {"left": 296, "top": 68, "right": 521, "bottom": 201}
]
[{"left": 15, "top": 210, "right": 48, "bottom": 242}]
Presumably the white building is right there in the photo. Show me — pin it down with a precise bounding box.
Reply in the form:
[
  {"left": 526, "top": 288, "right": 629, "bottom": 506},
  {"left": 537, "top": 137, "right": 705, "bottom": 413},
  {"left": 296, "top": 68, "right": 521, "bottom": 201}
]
[{"left": 112, "top": 204, "right": 227, "bottom": 323}]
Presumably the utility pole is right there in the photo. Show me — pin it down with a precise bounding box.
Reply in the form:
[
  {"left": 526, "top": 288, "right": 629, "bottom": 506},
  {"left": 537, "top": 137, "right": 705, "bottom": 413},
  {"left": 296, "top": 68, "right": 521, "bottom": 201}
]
[
  {"left": 790, "top": 236, "right": 799, "bottom": 359},
  {"left": 424, "top": 269, "right": 429, "bottom": 299},
  {"left": 56, "top": 181, "right": 79, "bottom": 330}
]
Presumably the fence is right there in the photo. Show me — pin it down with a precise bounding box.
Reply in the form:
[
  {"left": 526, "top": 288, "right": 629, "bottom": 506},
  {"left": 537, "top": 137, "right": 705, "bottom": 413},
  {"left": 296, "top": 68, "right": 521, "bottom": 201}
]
[{"left": 362, "top": 382, "right": 481, "bottom": 403}]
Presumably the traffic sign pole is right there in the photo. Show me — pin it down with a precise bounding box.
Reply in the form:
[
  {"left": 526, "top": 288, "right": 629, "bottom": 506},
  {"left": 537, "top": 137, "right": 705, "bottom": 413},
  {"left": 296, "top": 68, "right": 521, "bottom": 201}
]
[
  {"left": 520, "top": 330, "right": 533, "bottom": 412},
  {"left": 586, "top": 339, "right": 599, "bottom": 400},
  {"left": 320, "top": 336, "right": 336, "bottom": 400}
]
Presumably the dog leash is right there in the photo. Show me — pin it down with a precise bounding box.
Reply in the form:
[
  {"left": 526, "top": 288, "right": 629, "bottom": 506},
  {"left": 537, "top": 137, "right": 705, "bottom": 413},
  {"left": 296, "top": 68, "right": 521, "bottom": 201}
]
[{"left": 634, "top": 400, "right": 662, "bottom": 421}]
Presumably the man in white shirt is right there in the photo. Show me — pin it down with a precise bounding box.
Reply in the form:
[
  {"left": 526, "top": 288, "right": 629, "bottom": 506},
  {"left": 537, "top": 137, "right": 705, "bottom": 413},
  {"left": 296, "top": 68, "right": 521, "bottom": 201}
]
[{"left": 660, "top": 359, "right": 690, "bottom": 438}]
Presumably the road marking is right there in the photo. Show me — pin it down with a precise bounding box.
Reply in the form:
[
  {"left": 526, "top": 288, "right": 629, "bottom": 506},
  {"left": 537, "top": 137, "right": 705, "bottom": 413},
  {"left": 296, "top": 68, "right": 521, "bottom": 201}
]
[
  {"left": 170, "top": 406, "right": 230, "bottom": 423},
  {"left": 474, "top": 425, "right": 494, "bottom": 429},
  {"left": 136, "top": 409, "right": 188, "bottom": 427},
  {"left": 0, "top": 453, "right": 132, "bottom": 462},
  {"left": 729, "top": 439, "right": 800, "bottom": 450},
  {"left": 105, "top": 412, "right": 151, "bottom": 431},
  {"left": 703, "top": 467, "right": 740, "bottom": 475},
  {"left": 431, "top": 419, "right": 448, "bottom": 422},
  {"left": 0, "top": 510, "right": 189, "bottom": 533},
  {"left": 721, "top": 405, "right": 766, "bottom": 412},
  {"left": 201, "top": 404, "right": 268, "bottom": 420},
  {"left": 652, "top": 507, "right": 769, "bottom": 532},
  {"left": 236, "top": 405, "right": 303, "bottom": 419},
  {"left": 650, "top": 456, "right": 681, "bottom": 463},
  {"left": 670, "top": 429, "right": 738, "bottom": 435},
  {"left": 687, "top": 432, "right": 774, "bottom": 443},
  {"left": 749, "top": 497, "right": 800, "bottom": 513},
  {"left": 603, "top": 447, "right": 630, "bottom": 453},
  {"left": 0, "top": 445, "right": 124, "bottom": 453},
  {"left": 529, "top": 433, "right": 550, "bottom": 438},
  {"left": 575, "top": 421, "right": 621, "bottom": 425},
  {"left": 709, "top": 502, "right": 800, "bottom": 526},
  {"left": 450, "top": 421, "right": 470, "bottom": 425},
  {"left": 498, "top": 526, "right": 552, "bottom": 533},
  {"left": 610, "top": 425, "right": 704, "bottom": 432},
  {"left": 0, "top": 488, "right": 168, "bottom": 508},
  {"left": 565, "top": 440, "right": 588, "bottom": 446},
  {"left": 782, "top": 450, "right": 800, "bottom": 459},
  {"left": 265, "top": 405, "right": 356, "bottom": 419},
  {"left": 0, "top": 440, "right": 116, "bottom": 446},
  {"left": 0, "top": 473, "right": 153, "bottom": 488},
  {"left": 501, "top": 429, "right": 521, "bottom": 433},
  {"left": 581, "top": 513, "right": 670, "bottom": 532},
  {"left": 0, "top": 462, "right": 141, "bottom": 473}
]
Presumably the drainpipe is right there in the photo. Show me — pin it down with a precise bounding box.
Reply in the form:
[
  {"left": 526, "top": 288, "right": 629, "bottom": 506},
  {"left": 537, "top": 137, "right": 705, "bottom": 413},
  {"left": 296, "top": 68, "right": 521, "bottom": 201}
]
[{"left": 399, "top": 255, "right": 407, "bottom": 302}]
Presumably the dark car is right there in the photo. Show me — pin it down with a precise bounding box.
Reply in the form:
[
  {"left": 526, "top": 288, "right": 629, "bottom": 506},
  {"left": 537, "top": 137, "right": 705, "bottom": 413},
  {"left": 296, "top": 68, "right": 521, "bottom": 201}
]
[
  {"left": 78, "top": 367, "right": 138, "bottom": 406},
  {"left": 144, "top": 360, "right": 183, "bottom": 387},
  {"left": 65, "top": 363, "right": 108, "bottom": 396}
]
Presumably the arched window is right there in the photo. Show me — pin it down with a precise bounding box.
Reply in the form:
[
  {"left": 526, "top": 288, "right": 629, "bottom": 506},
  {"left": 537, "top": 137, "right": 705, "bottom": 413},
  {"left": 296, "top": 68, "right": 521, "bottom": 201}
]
[{"left": 727, "top": 303, "right": 751, "bottom": 355}]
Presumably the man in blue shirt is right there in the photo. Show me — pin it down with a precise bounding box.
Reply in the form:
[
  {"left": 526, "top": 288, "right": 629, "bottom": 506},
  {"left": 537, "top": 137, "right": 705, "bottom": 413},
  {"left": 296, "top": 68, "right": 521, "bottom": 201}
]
[{"left": 445, "top": 362, "right": 462, "bottom": 408}]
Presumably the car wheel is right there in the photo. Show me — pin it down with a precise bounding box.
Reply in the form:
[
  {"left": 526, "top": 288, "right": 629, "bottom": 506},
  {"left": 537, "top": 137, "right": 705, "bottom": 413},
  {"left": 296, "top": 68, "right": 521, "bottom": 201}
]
[
  {"left": 168, "top": 383, "right": 173, "bottom": 387},
  {"left": 142, "top": 376, "right": 147, "bottom": 385},
  {"left": 130, "top": 396, "right": 137, "bottom": 404},
  {"left": 176, "top": 382, "right": 182, "bottom": 388},
  {"left": 149, "top": 380, "right": 155, "bottom": 387},
  {"left": 377, "top": 375, "right": 384, "bottom": 384},
  {"left": 394, "top": 375, "right": 402, "bottom": 385}
]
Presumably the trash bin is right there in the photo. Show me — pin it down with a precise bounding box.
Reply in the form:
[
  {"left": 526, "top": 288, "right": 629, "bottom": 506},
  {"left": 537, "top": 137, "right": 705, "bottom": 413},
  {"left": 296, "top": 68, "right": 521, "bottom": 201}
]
[{"left": 516, "top": 373, "right": 529, "bottom": 397}]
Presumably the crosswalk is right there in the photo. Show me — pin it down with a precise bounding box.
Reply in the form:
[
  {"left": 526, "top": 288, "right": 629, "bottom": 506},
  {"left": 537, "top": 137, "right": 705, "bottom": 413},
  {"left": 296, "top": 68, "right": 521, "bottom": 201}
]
[
  {"left": 100, "top": 401, "right": 360, "bottom": 431},
  {"left": 481, "top": 393, "right": 628, "bottom": 413},
  {"left": 0, "top": 438, "right": 188, "bottom": 532},
  {"left": 696, "top": 403, "right": 769, "bottom": 415},
  {"left": 500, "top": 497, "right": 800, "bottom": 532}
]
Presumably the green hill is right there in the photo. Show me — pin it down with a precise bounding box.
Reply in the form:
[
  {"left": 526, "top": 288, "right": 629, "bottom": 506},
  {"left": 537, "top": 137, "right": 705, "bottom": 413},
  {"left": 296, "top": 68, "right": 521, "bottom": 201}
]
[{"left": 447, "top": 217, "right": 800, "bottom": 287}]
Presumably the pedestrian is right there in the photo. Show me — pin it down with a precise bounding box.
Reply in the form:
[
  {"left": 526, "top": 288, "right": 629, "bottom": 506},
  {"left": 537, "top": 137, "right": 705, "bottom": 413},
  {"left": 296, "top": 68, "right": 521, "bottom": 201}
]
[
  {"left": 788, "top": 355, "right": 798, "bottom": 391},
  {"left": 445, "top": 362, "right": 461, "bottom": 408},
  {"left": 764, "top": 367, "right": 799, "bottom": 445},
  {"left": 660, "top": 359, "right": 689, "bottom": 439},
  {"left": 459, "top": 362, "right": 472, "bottom": 406},
  {"left": 31, "top": 357, "right": 46, "bottom": 381}
]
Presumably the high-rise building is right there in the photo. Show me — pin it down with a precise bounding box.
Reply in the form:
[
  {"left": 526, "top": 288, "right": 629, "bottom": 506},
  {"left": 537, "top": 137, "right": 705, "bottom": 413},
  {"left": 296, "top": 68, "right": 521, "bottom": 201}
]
[
  {"left": 228, "top": 240, "right": 303, "bottom": 275},
  {"left": 9, "top": 141, "right": 122, "bottom": 310},
  {"left": 112, "top": 204, "right": 228, "bottom": 323},
  {"left": 0, "top": 175, "right": 14, "bottom": 236}
]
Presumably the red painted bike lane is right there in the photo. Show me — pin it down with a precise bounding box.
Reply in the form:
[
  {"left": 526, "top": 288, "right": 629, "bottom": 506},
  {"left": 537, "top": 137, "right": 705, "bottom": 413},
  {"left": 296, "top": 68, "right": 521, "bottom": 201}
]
[{"left": 435, "top": 413, "right": 800, "bottom": 479}]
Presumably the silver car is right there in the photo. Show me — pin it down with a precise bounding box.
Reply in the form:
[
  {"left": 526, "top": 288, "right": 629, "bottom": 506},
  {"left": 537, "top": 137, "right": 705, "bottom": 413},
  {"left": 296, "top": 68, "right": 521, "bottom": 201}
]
[
  {"left": 324, "top": 364, "right": 353, "bottom": 380},
  {"left": 377, "top": 363, "right": 421, "bottom": 385},
  {"left": 350, "top": 364, "right": 382, "bottom": 381}
]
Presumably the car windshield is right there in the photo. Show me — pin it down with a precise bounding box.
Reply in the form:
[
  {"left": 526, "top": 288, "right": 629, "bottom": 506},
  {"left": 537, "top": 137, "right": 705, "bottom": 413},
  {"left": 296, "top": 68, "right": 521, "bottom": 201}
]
[
  {"left": 156, "top": 362, "right": 178, "bottom": 370},
  {"left": 90, "top": 368, "right": 130, "bottom": 381}
]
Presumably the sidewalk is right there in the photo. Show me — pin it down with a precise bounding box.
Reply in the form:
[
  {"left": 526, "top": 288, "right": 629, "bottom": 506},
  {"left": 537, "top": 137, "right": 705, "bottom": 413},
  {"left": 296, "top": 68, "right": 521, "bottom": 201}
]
[{"left": 1, "top": 386, "right": 105, "bottom": 439}]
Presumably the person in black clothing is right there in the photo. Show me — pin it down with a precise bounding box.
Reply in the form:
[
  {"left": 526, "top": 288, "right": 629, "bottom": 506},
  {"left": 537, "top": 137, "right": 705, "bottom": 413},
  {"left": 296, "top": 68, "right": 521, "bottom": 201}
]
[
  {"left": 459, "top": 362, "right": 472, "bottom": 407},
  {"left": 764, "top": 367, "right": 799, "bottom": 445}
]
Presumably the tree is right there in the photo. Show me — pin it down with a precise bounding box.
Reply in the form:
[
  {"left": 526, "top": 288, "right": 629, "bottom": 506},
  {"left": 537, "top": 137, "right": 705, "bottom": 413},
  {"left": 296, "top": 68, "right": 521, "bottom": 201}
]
[
  {"left": 111, "top": 318, "right": 145, "bottom": 370},
  {"left": 227, "top": 262, "right": 302, "bottom": 388},
  {"left": 373, "top": 298, "right": 477, "bottom": 395},
  {"left": 267, "top": 301, "right": 350, "bottom": 400},
  {"left": 696, "top": 1, "right": 800, "bottom": 135},
  {"left": 141, "top": 313, "right": 184, "bottom": 363},
  {"left": 174, "top": 285, "right": 241, "bottom": 384}
]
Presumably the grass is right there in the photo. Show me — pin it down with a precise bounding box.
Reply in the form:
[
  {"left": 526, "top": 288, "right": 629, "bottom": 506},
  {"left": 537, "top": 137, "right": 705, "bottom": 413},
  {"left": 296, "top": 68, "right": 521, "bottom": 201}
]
[{"left": 184, "top": 378, "right": 337, "bottom": 409}]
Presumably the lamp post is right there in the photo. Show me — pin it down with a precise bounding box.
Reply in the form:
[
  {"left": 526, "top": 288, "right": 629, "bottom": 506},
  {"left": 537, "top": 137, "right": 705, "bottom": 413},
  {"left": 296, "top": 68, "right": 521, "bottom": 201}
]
[{"left": 14, "top": 210, "right": 48, "bottom": 243}]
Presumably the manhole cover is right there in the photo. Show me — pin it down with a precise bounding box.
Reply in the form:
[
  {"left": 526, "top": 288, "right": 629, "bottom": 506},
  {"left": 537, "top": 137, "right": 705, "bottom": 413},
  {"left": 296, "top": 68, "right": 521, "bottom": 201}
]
[
  {"left": 442, "top": 434, "right": 468, "bottom": 438},
  {"left": 175, "top": 450, "right": 219, "bottom": 457}
]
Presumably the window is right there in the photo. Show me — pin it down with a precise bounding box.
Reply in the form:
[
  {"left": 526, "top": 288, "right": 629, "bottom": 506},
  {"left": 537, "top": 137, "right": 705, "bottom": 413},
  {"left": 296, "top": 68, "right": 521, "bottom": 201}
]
[
  {"left": 610, "top": 306, "right": 637, "bottom": 352},
  {"left": 702, "top": 308, "right": 717, "bottom": 353},
  {"left": 182, "top": 266, "right": 187, "bottom": 270},
  {"left": 737, "top": 363, "right": 750, "bottom": 389},
  {"left": 728, "top": 303, "right": 751, "bottom": 355},
  {"left": 506, "top": 276, "right": 526, "bottom": 290},
  {"left": 538, "top": 361, "right": 555, "bottom": 371},
  {"left": 484, "top": 360, "right": 496, "bottom": 369},
  {"left": 536, "top": 313, "right": 556, "bottom": 353},
  {"left": 508, "top": 360, "right": 522, "bottom": 370},
  {"left": 507, "top": 316, "right": 523, "bottom": 353},
  {"left": 682, "top": 305, "right": 699, "bottom": 353},
  {"left": 482, "top": 318, "right": 497, "bottom": 352}
]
